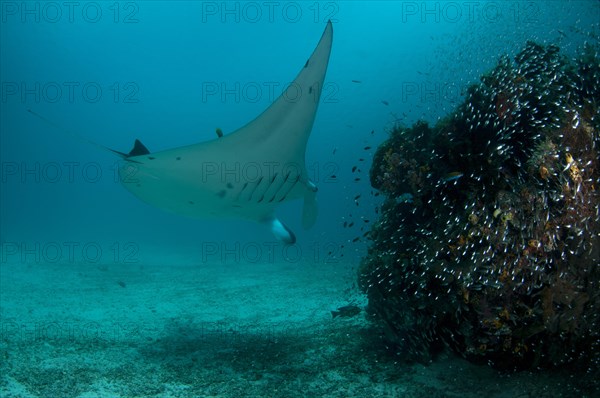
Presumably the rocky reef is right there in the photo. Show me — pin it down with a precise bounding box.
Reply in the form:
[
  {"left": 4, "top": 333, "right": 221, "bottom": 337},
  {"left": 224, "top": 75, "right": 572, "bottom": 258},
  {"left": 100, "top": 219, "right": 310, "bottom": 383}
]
[{"left": 360, "top": 41, "right": 599, "bottom": 381}]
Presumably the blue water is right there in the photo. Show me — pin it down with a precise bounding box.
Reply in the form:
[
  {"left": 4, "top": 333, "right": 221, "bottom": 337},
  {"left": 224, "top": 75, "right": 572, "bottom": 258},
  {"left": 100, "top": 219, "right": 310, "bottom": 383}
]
[
  {"left": 2, "top": 1, "right": 596, "bottom": 256},
  {"left": 1, "top": 1, "right": 599, "bottom": 396}
]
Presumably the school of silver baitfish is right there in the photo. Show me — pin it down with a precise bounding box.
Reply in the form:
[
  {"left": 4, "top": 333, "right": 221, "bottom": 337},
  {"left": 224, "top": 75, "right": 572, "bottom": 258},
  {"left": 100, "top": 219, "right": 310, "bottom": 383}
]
[{"left": 359, "top": 41, "right": 599, "bottom": 392}]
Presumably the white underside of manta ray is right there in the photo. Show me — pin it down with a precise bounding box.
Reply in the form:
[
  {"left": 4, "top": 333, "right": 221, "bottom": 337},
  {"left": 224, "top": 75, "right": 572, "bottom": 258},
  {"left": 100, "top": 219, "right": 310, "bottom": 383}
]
[{"left": 113, "top": 21, "right": 333, "bottom": 244}]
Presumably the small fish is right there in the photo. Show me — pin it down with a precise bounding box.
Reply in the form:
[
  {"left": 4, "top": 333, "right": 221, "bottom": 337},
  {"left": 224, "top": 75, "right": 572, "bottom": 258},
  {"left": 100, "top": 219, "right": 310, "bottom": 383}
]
[
  {"left": 359, "top": 158, "right": 364, "bottom": 161},
  {"left": 215, "top": 128, "right": 223, "bottom": 138},
  {"left": 443, "top": 172, "right": 463, "bottom": 182},
  {"left": 381, "top": 100, "right": 389, "bottom": 106},
  {"left": 117, "top": 281, "right": 127, "bottom": 288},
  {"left": 330, "top": 175, "right": 337, "bottom": 179},
  {"left": 364, "top": 146, "right": 371, "bottom": 150},
  {"left": 351, "top": 79, "right": 362, "bottom": 83},
  {"left": 354, "top": 178, "right": 361, "bottom": 182},
  {"left": 352, "top": 166, "right": 357, "bottom": 172},
  {"left": 343, "top": 221, "right": 347, "bottom": 228},
  {"left": 370, "top": 130, "right": 374, "bottom": 135},
  {"left": 331, "top": 305, "right": 362, "bottom": 318},
  {"left": 354, "top": 194, "right": 361, "bottom": 200},
  {"left": 348, "top": 222, "right": 354, "bottom": 228},
  {"left": 352, "top": 237, "right": 360, "bottom": 242},
  {"left": 332, "top": 147, "right": 337, "bottom": 155}
]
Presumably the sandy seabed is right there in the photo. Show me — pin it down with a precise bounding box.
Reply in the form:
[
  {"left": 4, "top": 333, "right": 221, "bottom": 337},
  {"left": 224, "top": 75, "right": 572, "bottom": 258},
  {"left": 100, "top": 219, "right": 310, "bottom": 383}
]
[{"left": 0, "top": 251, "right": 591, "bottom": 397}]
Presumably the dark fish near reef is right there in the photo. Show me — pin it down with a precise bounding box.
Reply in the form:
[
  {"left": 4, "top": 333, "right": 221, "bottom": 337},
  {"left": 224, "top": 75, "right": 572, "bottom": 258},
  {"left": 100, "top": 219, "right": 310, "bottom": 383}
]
[
  {"left": 381, "top": 100, "right": 389, "bottom": 106},
  {"left": 351, "top": 79, "right": 362, "bottom": 83},
  {"left": 331, "top": 305, "right": 362, "bottom": 318}
]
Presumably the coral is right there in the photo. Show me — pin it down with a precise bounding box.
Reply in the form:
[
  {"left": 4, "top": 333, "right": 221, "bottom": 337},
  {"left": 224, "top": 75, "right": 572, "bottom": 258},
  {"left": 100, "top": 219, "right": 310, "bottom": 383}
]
[{"left": 360, "top": 41, "right": 600, "bottom": 386}]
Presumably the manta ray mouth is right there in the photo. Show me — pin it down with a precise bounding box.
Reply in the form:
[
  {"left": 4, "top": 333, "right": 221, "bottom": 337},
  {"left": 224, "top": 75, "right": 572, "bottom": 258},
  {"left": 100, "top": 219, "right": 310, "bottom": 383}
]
[{"left": 267, "top": 217, "right": 297, "bottom": 244}]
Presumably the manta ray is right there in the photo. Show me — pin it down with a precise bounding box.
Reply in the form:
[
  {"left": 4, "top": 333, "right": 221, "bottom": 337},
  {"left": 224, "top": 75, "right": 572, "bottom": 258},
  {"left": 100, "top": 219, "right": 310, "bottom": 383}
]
[
  {"left": 71, "top": 21, "right": 331, "bottom": 244},
  {"left": 29, "top": 22, "right": 332, "bottom": 244}
]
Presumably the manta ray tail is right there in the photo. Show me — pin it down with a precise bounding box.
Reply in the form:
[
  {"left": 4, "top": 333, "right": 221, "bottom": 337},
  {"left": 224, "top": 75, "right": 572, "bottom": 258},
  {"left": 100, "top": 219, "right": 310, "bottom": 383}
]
[
  {"left": 27, "top": 109, "right": 148, "bottom": 162},
  {"left": 27, "top": 109, "right": 115, "bottom": 154},
  {"left": 265, "top": 217, "right": 296, "bottom": 244},
  {"left": 108, "top": 139, "right": 150, "bottom": 161}
]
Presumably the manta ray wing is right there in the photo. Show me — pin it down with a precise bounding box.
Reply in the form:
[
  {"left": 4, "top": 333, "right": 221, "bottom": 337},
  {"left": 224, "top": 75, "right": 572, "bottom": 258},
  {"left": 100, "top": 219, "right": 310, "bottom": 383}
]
[{"left": 119, "top": 21, "right": 333, "bottom": 243}]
